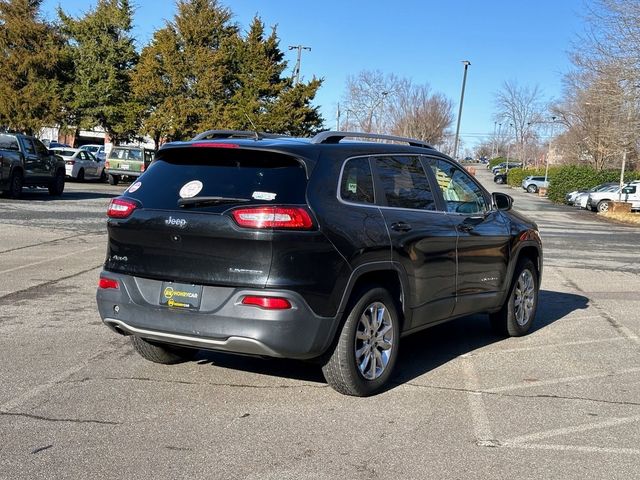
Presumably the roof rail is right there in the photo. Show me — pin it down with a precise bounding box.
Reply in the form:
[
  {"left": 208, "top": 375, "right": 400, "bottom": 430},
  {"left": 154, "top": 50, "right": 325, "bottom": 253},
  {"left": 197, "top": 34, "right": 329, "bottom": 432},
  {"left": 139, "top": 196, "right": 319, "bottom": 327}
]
[
  {"left": 192, "top": 129, "right": 285, "bottom": 141},
  {"left": 310, "top": 131, "right": 432, "bottom": 149}
]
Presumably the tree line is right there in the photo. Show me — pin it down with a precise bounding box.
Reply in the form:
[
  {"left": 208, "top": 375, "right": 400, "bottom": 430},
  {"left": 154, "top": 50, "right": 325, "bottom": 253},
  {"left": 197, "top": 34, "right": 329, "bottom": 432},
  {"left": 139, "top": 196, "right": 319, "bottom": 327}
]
[
  {"left": 0, "top": 0, "right": 324, "bottom": 148},
  {"left": 482, "top": 0, "right": 639, "bottom": 171}
]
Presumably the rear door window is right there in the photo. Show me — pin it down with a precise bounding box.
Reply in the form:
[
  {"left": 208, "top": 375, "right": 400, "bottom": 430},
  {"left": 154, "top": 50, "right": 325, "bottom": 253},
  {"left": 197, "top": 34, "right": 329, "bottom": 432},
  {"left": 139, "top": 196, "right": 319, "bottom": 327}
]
[
  {"left": 373, "top": 156, "right": 436, "bottom": 210},
  {"left": 124, "top": 147, "right": 307, "bottom": 212}
]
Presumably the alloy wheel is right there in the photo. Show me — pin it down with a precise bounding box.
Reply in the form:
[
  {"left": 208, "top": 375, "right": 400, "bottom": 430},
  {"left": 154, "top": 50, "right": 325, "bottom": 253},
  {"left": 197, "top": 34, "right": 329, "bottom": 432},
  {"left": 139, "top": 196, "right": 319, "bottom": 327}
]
[
  {"left": 513, "top": 269, "right": 535, "bottom": 327},
  {"left": 354, "top": 302, "right": 394, "bottom": 380}
]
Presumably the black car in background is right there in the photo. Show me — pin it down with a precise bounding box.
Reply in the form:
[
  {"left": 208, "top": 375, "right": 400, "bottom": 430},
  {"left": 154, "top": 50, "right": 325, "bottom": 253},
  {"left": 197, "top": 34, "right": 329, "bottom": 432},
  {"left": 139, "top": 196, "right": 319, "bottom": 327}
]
[{"left": 97, "top": 130, "right": 543, "bottom": 396}]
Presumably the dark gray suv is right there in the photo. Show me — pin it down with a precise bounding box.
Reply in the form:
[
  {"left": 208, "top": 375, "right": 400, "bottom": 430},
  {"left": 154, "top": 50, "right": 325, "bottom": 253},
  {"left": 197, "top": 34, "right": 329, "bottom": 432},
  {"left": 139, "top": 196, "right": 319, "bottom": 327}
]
[{"left": 97, "top": 130, "right": 543, "bottom": 396}]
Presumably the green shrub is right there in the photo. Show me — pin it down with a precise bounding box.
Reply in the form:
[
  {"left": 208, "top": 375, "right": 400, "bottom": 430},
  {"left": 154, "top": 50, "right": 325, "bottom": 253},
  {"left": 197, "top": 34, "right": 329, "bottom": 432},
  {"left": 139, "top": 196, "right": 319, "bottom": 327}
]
[
  {"left": 546, "top": 166, "right": 640, "bottom": 203},
  {"left": 488, "top": 157, "right": 506, "bottom": 169}
]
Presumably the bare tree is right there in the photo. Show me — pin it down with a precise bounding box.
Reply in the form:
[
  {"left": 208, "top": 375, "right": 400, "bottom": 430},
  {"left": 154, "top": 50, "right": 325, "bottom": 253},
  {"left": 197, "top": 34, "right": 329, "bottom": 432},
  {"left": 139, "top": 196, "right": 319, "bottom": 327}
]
[
  {"left": 341, "top": 71, "right": 454, "bottom": 147},
  {"left": 341, "top": 70, "right": 399, "bottom": 133},
  {"left": 494, "top": 80, "right": 545, "bottom": 162},
  {"left": 389, "top": 80, "right": 454, "bottom": 146}
]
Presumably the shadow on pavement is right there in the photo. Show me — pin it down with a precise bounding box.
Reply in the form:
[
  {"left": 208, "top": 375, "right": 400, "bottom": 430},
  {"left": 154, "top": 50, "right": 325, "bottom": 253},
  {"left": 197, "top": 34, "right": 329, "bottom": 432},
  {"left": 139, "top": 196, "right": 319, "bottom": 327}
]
[
  {"left": 3, "top": 189, "right": 119, "bottom": 201},
  {"left": 193, "top": 290, "right": 590, "bottom": 390}
]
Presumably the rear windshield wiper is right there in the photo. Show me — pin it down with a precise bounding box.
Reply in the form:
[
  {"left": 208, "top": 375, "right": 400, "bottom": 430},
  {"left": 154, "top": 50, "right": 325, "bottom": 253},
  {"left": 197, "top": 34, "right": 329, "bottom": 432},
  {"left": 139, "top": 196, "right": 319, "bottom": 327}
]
[{"left": 178, "top": 196, "right": 250, "bottom": 208}]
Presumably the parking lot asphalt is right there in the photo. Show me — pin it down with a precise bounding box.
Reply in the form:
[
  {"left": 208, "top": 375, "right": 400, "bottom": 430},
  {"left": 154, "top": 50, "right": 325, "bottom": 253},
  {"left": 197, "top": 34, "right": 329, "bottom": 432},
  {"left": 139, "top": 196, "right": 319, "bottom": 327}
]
[{"left": 0, "top": 172, "right": 639, "bottom": 479}]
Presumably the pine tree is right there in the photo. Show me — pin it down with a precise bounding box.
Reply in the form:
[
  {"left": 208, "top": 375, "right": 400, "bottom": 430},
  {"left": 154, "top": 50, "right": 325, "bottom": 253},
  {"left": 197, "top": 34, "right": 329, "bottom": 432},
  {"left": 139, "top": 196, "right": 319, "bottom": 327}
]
[
  {"left": 0, "top": 0, "right": 70, "bottom": 135},
  {"left": 132, "top": 1, "right": 323, "bottom": 144},
  {"left": 132, "top": 0, "right": 237, "bottom": 145},
  {"left": 59, "top": 0, "right": 138, "bottom": 144}
]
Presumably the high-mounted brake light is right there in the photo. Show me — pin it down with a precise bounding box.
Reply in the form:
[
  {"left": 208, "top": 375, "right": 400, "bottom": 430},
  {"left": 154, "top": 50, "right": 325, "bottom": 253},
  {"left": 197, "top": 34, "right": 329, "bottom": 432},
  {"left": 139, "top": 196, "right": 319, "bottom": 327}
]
[
  {"left": 241, "top": 296, "right": 292, "bottom": 310},
  {"left": 231, "top": 207, "right": 313, "bottom": 230},
  {"left": 107, "top": 198, "right": 138, "bottom": 219},
  {"left": 98, "top": 277, "right": 119, "bottom": 289},
  {"left": 192, "top": 142, "right": 239, "bottom": 149}
]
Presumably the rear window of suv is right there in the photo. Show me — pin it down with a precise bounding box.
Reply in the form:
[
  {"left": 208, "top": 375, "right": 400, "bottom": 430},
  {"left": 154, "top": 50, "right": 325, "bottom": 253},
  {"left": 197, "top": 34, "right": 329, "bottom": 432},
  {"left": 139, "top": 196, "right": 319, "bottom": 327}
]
[{"left": 124, "top": 147, "right": 307, "bottom": 211}]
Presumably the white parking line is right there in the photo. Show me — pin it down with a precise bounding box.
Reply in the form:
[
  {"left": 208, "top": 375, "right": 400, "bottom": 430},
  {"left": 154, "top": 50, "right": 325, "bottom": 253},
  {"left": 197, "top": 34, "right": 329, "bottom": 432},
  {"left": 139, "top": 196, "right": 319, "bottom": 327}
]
[
  {"left": 462, "top": 356, "right": 496, "bottom": 446},
  {"left": 0, "top": 246, "right": 100, "bottom": 275},
  {"left": 502, "top": 414, "right": 640, "bottom": 446},
  {"left": 485, "top": 367, "right": 640, "bottom": 394},
  {"left": 0, "top": 344, "right": 122, "bottom": 413},
  {"left": 504, "top": 443, "right": 640, "bottom": 455}
]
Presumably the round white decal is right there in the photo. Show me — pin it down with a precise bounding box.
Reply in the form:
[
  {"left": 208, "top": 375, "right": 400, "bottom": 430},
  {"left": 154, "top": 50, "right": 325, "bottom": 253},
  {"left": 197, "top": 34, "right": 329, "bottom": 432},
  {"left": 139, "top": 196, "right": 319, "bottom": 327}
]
[
  {"left": 128, "top": 181, "right": 142, "bottom": 193},
  {"left": 179, "top": 180, "right": 203, "bottom": 199}
]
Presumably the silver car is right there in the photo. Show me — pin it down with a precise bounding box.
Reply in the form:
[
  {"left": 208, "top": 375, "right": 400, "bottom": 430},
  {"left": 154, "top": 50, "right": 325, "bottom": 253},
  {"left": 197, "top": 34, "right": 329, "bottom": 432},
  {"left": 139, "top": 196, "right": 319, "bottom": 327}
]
[{"left": 522, "top": 176, "right": 549, "bottom": 193}]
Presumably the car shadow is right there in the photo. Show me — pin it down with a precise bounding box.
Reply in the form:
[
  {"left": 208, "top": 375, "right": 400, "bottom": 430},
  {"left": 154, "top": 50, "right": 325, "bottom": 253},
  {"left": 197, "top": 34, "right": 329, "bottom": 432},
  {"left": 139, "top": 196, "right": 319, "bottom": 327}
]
[
  {"left": 192, "top": 290, "right": 590, "bottom": 391},
  {"left": 4, "top": 189, "right": 119, "bottom": 201}
]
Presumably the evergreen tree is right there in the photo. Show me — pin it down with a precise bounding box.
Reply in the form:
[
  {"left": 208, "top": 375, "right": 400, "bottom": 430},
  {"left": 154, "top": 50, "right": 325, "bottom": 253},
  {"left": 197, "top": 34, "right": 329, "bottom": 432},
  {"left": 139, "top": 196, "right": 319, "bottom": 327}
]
[
  {"left": 0, "top": 0, "right": 70, "bottom": 135},
  {"left": 132, "top": 0, "right": 237, "bottom": 145},
  {"left": 59, "top": 0, "right": 138, "bottom": 144},
  {"left": 132, "top": 1, "right": 323, "bottom": 145}
]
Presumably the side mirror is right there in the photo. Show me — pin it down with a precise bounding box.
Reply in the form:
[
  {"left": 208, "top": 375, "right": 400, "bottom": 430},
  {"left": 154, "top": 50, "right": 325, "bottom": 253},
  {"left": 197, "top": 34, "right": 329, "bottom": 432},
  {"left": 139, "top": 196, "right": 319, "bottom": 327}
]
[{"left": 492, "top": 192, "right": 513, "bottom": 211}]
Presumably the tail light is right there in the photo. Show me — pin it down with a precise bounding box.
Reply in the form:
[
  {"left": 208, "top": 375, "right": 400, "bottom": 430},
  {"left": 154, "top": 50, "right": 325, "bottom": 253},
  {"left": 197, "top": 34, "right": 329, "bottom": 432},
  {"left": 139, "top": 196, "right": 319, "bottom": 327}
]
[
  {"left": 66, "top": 160, "right": 75, "bottom": 165},
  {"left": 98, "top": 277, "right": 119, "bottom": 289},
  {"left": 107, "top": 198, "right": 138, "bottom": 218},
  {"left": 231, "top": 207, "right": 313, "bottom": 230},
  {"left": 105, "top": 161, "right": 110, "bottom": 169},
  {"left": 241, "top": 296, "right": 291, "bottom": 310},
  {"left": 140, "top": 162, "right": 145, "bottom": 172}
]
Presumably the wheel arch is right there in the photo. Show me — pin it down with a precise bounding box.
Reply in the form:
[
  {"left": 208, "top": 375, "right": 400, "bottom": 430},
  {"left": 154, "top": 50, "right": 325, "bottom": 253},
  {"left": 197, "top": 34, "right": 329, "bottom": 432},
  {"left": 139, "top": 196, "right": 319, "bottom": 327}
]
[{"left": 336, "top": 263, "right": 410, "bottom": 332}]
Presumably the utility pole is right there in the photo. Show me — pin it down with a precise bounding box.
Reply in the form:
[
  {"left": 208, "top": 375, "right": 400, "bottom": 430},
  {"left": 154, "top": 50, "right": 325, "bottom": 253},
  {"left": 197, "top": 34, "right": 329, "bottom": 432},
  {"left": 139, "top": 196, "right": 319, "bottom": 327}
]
[
  {"left": 492, "top": 121, "right": 497, "bottom": 158},
  {"left": 289, "top": 45, "right": 311, "bottom": 85},
  {"left": 336, "top": 103, "right": 341, "bottom": 131},
  {"left": 453, "top": 60, "right": 471, "bottom": 160}
]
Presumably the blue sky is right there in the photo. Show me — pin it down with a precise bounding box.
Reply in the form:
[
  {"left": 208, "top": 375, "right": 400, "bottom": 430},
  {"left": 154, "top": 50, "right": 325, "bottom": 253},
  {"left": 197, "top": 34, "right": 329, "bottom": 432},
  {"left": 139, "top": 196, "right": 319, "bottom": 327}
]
[{"left": 42, "top": 0, "right": 587, "bottom": 151}]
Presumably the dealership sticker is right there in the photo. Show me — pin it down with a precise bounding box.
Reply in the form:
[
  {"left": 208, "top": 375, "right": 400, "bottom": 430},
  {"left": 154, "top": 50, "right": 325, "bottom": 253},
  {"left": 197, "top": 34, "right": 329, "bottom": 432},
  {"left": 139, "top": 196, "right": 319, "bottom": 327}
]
[
  {"left": 128, "top": 181, "right": 142, "bottom": 193},
  {"left": 179, "top": 180, "right": 203, "bottom": 198},
  {"left": 252, "top": 191, "right": 277, "bottom": 201}
]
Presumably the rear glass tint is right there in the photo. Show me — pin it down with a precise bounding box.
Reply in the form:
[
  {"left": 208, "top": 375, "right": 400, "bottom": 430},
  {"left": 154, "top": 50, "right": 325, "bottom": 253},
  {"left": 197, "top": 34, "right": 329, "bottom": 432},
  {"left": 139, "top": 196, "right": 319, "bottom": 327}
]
[
  {"left": 124, "top": 147, "right": 307, "bottom": 211},
  {"left": 0, "top": 135, "right": 19, "bottom": 151},
  {"left": 110, "top": 148, "right": 143, "bottom": 161}
]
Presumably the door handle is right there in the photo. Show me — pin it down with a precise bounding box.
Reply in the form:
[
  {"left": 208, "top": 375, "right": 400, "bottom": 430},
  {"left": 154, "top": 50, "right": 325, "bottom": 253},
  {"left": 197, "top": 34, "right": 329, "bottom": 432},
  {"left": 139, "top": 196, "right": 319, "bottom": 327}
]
[
  {"left": 457, "top": 223, "right": 475, "bottom": 233},
  {"left": 391, "top": 222, "right": 412, "bottom": 232}
]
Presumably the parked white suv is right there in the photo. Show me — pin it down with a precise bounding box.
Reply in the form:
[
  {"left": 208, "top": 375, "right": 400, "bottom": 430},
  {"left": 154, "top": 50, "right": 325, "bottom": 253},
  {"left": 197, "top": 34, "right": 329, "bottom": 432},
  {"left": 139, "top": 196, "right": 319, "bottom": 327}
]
[{"left": 587, "top": 181, "right": 640, "bottom": 213}]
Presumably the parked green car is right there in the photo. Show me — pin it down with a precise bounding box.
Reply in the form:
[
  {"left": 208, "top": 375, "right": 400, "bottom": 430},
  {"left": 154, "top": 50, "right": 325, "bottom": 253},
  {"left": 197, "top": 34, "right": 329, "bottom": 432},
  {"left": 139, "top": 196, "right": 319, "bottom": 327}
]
[{"left": 105, "top": 146, "right": 155, "bottom": 185}]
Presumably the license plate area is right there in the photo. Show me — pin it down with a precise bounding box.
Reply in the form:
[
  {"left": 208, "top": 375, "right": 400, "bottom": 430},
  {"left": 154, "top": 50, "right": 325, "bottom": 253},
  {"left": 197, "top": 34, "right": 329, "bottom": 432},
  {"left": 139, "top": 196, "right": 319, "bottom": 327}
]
[{"left": 159, "top": 281, "right": 203, "bottom": 310}]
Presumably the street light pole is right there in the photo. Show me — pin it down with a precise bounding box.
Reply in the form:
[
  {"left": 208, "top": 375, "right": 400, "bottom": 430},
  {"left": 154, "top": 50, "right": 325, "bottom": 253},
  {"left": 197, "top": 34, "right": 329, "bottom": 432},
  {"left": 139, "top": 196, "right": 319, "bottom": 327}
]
[
  {"left": 545, "top": 116, "right": 557, "bottom": 184},
  {"left": 453, "top": 60, "right": 471, "bottom": 160},
  {"left": 492, "top": 121, "right": 497, "bottom": 158}
]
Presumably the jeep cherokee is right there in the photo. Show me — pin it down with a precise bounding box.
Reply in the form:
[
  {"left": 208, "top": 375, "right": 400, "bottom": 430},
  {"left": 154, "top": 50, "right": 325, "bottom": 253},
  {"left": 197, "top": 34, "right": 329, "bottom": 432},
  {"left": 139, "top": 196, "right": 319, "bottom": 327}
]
[{"left": 96, "top": 130, "right": 543, "bottom": 396}]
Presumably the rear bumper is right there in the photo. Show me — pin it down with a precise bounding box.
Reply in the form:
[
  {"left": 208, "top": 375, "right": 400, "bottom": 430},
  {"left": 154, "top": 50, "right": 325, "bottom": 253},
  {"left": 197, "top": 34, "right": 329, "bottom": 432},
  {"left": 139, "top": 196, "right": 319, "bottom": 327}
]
[
  {"left": 96, "top": 272, "right": 340, "bottom": 360},
  {"left": 105, "top": 169, "right": 141, "bottom": 178}
]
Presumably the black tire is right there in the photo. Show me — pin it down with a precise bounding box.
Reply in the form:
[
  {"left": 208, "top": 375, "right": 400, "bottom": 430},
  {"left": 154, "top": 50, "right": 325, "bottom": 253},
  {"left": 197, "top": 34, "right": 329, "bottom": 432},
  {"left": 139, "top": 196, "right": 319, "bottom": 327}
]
[
  {"left": 490, "top": 258, "right": 538, "bottom": 337},
  {"left": 76, "top": 168, "right": 85, "bottom": 182},
  {"left": 495, "top": 176, "right": 504, "bottom": 184},
  {"left": 108, "top": 174, "right": 119, "bottom": 185},
  {"left": 7, "top": 170, "right": 23, "bottom": 198},
  {"left": 597, "top": 200, "right": 610, "bottom": 213},
  {"left": 322, "top": 287, "right": 400, "bottom": 396},
  {"left": 130, "top": 336, "right": 198, "bottom": 364},
  {"left": 99, "top": 169, "right": 107, "bottom": 182},
  {"left": 527, "top": 184, "right": 538, "bottom": 193},
  {"left": 48, "top": 170, "right": 65, "bottom": 196}
]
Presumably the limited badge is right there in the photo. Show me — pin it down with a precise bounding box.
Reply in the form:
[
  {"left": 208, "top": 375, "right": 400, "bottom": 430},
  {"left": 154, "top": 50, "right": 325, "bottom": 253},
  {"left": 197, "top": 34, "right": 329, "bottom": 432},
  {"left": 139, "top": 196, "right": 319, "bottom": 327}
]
[
  {"left": 252, "top": 191, "right": 277, "bottom": 201},
  {"left": 128, "top": 181, "right": 142, "bottom": 193},
  {"left": 179, "top": 180, "right": 203, "bottom": 199}
]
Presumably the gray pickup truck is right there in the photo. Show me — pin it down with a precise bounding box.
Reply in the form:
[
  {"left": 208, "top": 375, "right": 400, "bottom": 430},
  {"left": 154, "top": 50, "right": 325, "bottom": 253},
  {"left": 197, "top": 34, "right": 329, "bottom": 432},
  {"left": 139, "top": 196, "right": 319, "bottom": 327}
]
[{"left": 0, "top": 133, "right": 66, "bottom": 198}]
